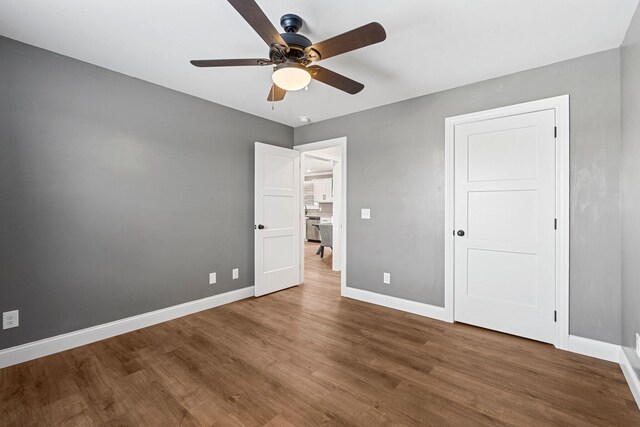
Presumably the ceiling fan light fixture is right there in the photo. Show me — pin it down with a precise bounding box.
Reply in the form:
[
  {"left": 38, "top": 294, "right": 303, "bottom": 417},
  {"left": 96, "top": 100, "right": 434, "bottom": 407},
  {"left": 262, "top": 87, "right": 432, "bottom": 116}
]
[
  {"left": 190, "top": 2, "right": 387, "bottom": 102},
  {"left": 272, "top": 63, "right": 311, "bottom": 91}
]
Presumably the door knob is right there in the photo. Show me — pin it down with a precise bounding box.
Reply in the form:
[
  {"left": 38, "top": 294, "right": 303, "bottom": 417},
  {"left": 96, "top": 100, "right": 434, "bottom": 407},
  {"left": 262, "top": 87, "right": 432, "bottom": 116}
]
[
  {"left": 257, "top": 224, "right": 265, "bottom": 230},
  {"left": 457, "top": 230, "right": 465, "bottom": 237}
]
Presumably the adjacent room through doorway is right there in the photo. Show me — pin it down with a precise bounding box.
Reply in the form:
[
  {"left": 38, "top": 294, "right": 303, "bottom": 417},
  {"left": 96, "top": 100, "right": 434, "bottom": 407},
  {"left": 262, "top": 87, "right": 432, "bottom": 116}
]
[{"left": 297, "top": 138, "right": 346, "bottom": 293}]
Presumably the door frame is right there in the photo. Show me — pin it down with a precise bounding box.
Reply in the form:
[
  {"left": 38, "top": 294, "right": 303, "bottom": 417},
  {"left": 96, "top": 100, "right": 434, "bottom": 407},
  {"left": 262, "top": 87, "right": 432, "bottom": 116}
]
[
  {"left": 443, "top": 95, "right": 570, "bottom": 350},
  {"left": 295, "top": 137, "right": 347, "bottom": 295}
]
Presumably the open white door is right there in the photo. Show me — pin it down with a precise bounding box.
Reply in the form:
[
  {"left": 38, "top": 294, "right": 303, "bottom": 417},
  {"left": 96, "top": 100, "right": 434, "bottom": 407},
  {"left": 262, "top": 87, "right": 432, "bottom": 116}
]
[{"left": 255, "top": 142, "right": 301, "bottom": 297}]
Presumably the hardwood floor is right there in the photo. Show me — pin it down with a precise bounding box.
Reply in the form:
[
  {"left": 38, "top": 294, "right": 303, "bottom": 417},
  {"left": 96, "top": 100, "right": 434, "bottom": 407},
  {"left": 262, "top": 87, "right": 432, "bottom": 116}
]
[{"left": 1, "top": 242, "right": 639, "bottom": 426}]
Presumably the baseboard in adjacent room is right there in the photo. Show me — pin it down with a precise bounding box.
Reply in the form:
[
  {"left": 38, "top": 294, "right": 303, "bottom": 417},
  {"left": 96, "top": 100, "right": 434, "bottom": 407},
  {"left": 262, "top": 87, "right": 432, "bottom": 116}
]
[
  {"left": 342, "top": 286, "right": 450, "bottom": 322},
  {"left": 0, "top": 286, "right": 255, "bottom": 369}
]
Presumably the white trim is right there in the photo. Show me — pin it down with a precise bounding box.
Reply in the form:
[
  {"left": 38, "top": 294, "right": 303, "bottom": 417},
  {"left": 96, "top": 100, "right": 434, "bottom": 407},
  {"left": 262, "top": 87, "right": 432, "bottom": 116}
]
[
  {"left": 565, "top": 335, "right": 620, "bottom": 363},
  {"left": 620, "top": 348, "right": 640, "bottom": 410},
  {"left": 0, "top": 286, "right": 254, "bottom": 369},
  {"left": 444, "top": 95, "right": 570, "bottom": 349},
  {"left": 305, "top": 152, "right": 340, "bottom": 162},
  {"left": 554, "top": 96, "right": 571, "bottom": 350},
  {"left": 444, "top": 116, "right": 455, "bottom": 323},
  {"left": 295, "top": 137, "right": 347, "bottom": 294},
  {"left": 303, "top": 171, "right": 333, "bottom": 177},
  {"left": 343, "top": 287, "right": 449, "bottom": 322}
]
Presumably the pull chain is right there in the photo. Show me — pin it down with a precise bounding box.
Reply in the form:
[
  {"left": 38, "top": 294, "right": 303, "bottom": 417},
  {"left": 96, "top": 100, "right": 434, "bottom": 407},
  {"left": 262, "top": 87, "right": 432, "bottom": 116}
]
[{"left": 271, "top": 67, "right": 275, "bottom": 111}]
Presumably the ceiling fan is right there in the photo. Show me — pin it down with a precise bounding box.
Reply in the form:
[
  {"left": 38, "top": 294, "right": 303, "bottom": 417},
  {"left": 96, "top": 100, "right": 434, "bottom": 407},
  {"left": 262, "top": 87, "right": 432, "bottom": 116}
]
[{"left": 190, "top": 0, "right": 387, "bottom": 102}]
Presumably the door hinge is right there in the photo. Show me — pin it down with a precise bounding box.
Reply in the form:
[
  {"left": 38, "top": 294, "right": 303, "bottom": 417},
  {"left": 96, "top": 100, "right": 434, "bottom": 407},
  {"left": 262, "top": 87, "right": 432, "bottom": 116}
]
[
  {"left": 554, "top": 218, "right": 557, "bottom": 230},
  {"left": 554, "top": 127, "right": 558, "bottom": 138},
  {"left": 554, "top": 311, "right": 557, "bottom": 322}
]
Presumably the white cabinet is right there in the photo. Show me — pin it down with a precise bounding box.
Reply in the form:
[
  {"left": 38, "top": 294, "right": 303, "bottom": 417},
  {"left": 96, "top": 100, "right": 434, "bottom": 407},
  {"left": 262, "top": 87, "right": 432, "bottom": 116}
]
[{"left": 313, "top": 179, "right": 333, "bottom": 203}]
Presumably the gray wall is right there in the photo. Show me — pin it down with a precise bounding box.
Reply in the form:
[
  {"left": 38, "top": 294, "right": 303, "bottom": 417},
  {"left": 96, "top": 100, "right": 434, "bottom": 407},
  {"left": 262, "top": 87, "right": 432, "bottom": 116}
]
[
  {"left": 295, "top": 49, "right": 622, "bottom": 344},
  {"left": 622, "top": 5, "right": 640, "bottom": 371},
  {"left": 0, "top": 37, "right": 293, "bottom": 350}
]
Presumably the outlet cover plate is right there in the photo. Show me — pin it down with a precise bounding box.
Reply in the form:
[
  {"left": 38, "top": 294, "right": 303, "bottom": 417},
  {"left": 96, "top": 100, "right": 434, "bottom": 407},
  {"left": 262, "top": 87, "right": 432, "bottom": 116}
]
[
  {"left": 383, "top": 272, "right": 391, "bottom": 285},
  {"left": 361, "top": 209, "right": 371, "bottom": 219},
  {"left": 232, "top": 268, "right": 239, "bottom": 280},
  {"left": 3, "top": 310, "right": 19, "bottom": 330},
  {"left": 209, "top": 272, "right": 216, "bottom": 285}
]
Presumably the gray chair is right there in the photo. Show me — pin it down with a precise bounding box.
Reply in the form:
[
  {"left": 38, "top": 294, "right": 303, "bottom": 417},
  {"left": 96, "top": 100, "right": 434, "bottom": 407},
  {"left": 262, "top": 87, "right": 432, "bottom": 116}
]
[{"left": 316, "top": 224, "right": 333, "bottom": 258}]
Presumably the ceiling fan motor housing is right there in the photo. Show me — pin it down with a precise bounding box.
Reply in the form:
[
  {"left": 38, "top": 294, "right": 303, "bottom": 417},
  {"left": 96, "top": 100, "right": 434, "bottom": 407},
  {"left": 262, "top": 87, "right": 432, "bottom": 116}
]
[
  {"left": 270, "top": 14, "right": 312, "bottom": 61},
  {"left": 280, "top": 33, "right": 311, "bottom": 49}
]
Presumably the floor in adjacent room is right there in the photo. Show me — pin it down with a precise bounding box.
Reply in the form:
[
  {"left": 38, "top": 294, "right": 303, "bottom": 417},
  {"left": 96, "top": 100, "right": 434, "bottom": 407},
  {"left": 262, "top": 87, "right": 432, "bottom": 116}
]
[{"left": 1, "top": 242, "right": 639, "bottom": 425}]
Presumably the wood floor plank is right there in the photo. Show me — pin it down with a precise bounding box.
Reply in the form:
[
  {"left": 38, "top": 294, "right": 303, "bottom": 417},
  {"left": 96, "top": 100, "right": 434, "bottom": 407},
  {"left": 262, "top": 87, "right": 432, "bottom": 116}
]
[{"left": 1, "top": 242, "right": 638, "bottom": 426}]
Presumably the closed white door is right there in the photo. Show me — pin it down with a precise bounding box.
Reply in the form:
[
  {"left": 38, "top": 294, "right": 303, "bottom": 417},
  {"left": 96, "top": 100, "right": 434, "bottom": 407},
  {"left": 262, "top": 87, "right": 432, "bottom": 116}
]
[
  {"left": 454, "top": 109, "right": 556, "bottom": 343},
  {"left": 255, "top": 142, "right": 301, "bottom": 297}
]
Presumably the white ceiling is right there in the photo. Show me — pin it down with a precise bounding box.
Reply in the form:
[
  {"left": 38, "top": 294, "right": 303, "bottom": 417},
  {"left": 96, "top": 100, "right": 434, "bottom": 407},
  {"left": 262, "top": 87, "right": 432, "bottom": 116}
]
[
  {"left": 1, "top": 0, "right": 638, "bottom": 127},
  {"left": 304, "top": 146, "right": 341, "bottom": 173},
  {"left": 304, "top": 157, "right": 333, "bottom": 174}
]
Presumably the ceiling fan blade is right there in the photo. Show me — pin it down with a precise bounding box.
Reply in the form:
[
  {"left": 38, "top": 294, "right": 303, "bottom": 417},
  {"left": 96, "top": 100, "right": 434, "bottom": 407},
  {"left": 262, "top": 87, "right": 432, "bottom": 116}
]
[
  {"left": 190, "top": 59, "right": 272, "bottom": 67},
  {"left": 308, "top": 66, "right": 364, "bottom": 94},
  {"left": 305, "top": 22, "right": 386, "bottom": 62},
  {"left": 267, "top": 84, "right": 286, "bottom": 102},
  {"left": 227, "top": 0, "right": 288, "bottom": 48}
]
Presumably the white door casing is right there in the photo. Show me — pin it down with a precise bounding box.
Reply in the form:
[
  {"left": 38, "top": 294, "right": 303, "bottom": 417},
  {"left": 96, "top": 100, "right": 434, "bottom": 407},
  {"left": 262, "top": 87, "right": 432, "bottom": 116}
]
[
  {"left": 331, "top": 160, "right": 342, "bottom": 272},
  {"left": 255, "top": 142, "right": 301, "bottom": 297},
  {"left": 453, "top": 109, "right": 557, "bottom": 344}
]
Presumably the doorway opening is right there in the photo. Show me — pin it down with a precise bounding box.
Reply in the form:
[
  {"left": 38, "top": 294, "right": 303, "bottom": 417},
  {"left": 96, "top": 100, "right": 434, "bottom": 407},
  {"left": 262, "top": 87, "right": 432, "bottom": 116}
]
[{"left": 295, "top": 137, "right": 347, "bottom": 295}]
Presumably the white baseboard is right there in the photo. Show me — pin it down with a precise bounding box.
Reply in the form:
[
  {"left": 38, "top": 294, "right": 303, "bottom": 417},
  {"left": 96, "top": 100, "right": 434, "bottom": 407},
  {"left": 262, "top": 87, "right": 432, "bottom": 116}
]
[
  {"left": 620, "top": 348, "right": 640, "bottom": 410},
  {"left": 565, "top": 335, "right": 621, "bottom": 363},
  {"left": 342, "top": 286, "right": 450, "bottom": 322},
  {"left": 0, "top": 286, "right": 254, "bottom": 369}
]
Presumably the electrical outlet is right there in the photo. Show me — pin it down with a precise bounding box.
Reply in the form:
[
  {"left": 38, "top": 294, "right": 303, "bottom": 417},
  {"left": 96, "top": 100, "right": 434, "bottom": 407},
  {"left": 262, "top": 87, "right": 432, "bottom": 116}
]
[
  {"left": 636, "top": 333, "right": 640, "bottom": 358},
  {"left": 361, "top": 209, "right": 371, "bottom": 219},
  {"left": 383, "top": 272, "right": 391, "bottom": 285},
  {"left": 3, "top": 310, "right": 19, "bottom": 330},
  {"left": 232, "top": 268, "right": 239, "bottom": 280},
  {"left": 209, "top": 272, "right": 216, "bottom": 285}
]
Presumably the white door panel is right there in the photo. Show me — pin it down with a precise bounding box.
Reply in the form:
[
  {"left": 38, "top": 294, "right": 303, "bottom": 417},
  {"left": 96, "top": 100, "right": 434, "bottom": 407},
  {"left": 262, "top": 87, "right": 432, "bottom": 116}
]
[
  {"left": 467, "top": 190, "right": 538, "bottom": 242},
  {"left": 466, "top": 249, "right": 538, "bottom": 307},
  {"left": 255, "top": 143, "right": 301, "bottom": 297},
  {"left": 454, "top": 110, "right": 556, "bottom": 343},
  {"left": 466, "top": 126, "right": 539, "bottom": 181}
]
